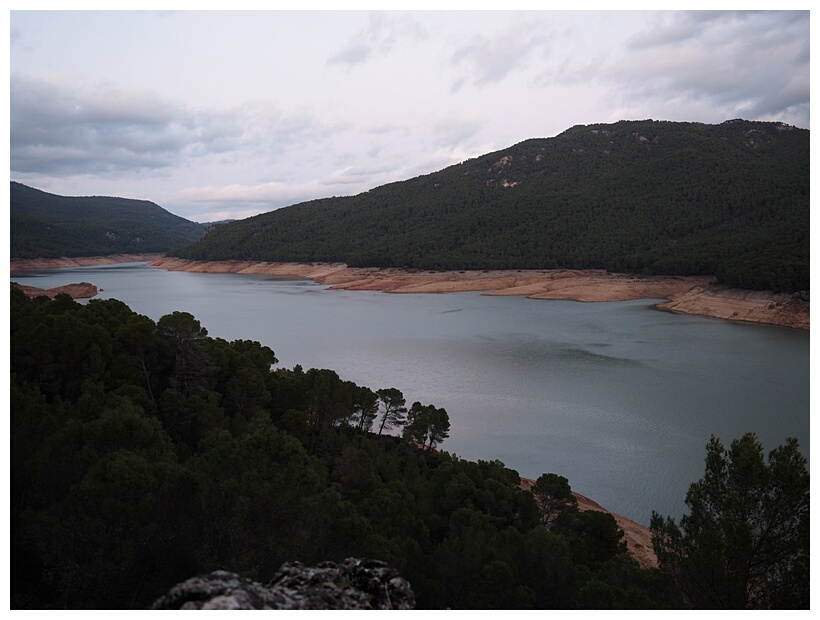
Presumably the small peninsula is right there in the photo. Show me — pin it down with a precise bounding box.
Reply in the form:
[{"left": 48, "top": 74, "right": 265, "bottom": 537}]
[{"left": 11, "top": 281, "right": 98, "bottom": 300}]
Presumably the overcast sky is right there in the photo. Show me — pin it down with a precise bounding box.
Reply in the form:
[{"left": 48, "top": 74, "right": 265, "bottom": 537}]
[{"left": 8, "top": 8, "right": 811, "bottom": 223}]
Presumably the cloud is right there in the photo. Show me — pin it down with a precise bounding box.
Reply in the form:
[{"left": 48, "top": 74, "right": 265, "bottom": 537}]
[
  {"left": 168, "top": 146, "right": 468, "bottom": 222},
  {"left": 11, "top": 76, "right": 220, "bottom": 176},
  {"left": 176, "top": 181, "right": 318, "bottom": 205},
  {"left": 327, "top": 12, "right": 427, "bottom": 69},
  {"left": 10, "top": 25, "right": 22, "bottom": 47},
  {"left": 172, "top": 175, "right": 369, "bottom": 221},
  {"left": 609, "top": 11, "right": 809, "bottom": 125},
  {"left": 449, "top": 21, "right": 550, "bottom": 91},
  {"left": 208, "top": 101, "right": 334, "bottom": 165},
  {"left": 626, "top": 11, "right": 738, "bottom": 49},
  {"left": 431, "top": 117, "right": 483, "bottom": 149},
  {"left": 174, "top": 159, "right": 408, "bottom": 211},
  {"left": 320, "top": 163, "right": 401, "bottom": 186},
  {"left": 10, "top": 75, "right": 334, "bottom": 180}
]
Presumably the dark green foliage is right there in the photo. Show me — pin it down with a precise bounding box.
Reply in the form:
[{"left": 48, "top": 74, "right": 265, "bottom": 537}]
[
  {"left": 651, "top": 433, "right": 809, "bottom": 609},
  {"left": 533, "top": 473, "right": 578, "bottom": 526},
  {"left": 375, "top": 387, "right": 407, "bottom": 435},
  {"left": 12, "top": 292, "right": 677, "bottom": 609},
  {"left": 403, "top": 401, "right": 451, "bottom": 450},
  {"left": 10, "top": 181, "right": 205, "bottom": 258},
  {"left": 189, "top": 414, "right": 354, "bottom": 578},
  {"left": 172, "top": 119, "right": 809, "bottom": 293},
  {"left": 156, "top": 311, "right": 210, "bottom": 397},
  {"left": 554, "top": 509, "right": 628, "bottom": 566}
]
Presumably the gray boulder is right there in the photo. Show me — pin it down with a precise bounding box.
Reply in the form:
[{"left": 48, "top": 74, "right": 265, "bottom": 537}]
[{"left": 150, "top": 558, "right": 415, "bottom": 610}]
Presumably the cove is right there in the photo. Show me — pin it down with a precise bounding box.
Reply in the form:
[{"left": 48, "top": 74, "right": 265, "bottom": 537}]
[{"left": 11, "top": 262, "right": 810, "bottom": 525}]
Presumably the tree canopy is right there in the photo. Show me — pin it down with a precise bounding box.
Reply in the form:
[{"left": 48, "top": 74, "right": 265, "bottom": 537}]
[
  {"left": 11, "top": 289, "right": 675, "bottom": 610},
  {"left": 14, "top": 291, "right": 808, "bottom": 609},
  {"left": 10, "top": 181, "right": 205, "bottom": 258},
  {"left": 650, "top": 433, "right": 809, "bottom": 609}
]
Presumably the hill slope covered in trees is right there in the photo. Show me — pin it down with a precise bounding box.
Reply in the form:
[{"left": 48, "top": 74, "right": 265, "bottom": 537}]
[
  {"left": 10, "top": 182, "right": 206, "bottom": 258},
  {"left": 173, "top": 119, "right": 808, "bottom": 293}
]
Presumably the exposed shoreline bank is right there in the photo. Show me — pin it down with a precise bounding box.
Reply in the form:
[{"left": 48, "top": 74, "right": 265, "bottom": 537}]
[
  {"left": 8, "top": 255, "right": 809, "bottom": 329},
  {"left": 9, "top": 253, "right": 165, "bottom": 271},
  {"left": 148, "top": 257, "right": 809, "bottom": 330},
  {"left": 10, "top": 255, "right": 808, "bottom": 329}
]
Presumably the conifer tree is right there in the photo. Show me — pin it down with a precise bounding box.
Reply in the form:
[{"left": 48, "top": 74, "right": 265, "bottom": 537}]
[{"left": 651, "top": 433, "right": 809, "bottom": 609}]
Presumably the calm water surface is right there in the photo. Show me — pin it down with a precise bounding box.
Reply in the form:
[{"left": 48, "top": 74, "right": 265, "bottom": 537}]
[{"left": 12, "top": 262, "right": 810, "bottom": 525}]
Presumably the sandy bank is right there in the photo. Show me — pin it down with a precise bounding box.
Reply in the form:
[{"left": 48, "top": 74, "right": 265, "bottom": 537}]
[
  {"left": 9, "top": 253, "right": 164, "bottom": 271},
  {"left": 11, "top": 281, "right": 98, "bottom": 300},
  {"left": 655, "top": 284, "right": 809, "bottom": 330},
  {"left": 149, "top": 258, "right": 808, "bottom": 330},
  {"left": 519, "top": 477, "right": 657, "bottom": 569}
]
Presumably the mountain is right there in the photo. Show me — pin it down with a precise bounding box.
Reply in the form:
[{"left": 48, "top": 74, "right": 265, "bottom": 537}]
[
  {"left": 172, "top": 119, "right": 809, "bottom": 293},
  {"left": 10, "top": 182, "right": 206, "bottom": 259}
]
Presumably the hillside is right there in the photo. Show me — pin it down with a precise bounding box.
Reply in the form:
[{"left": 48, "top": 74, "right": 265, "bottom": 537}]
[
  {"left": 10, "top": 182, "right": 206, "bottom": 259},
  {"left": 172, "top": 119, "right": 809, "bottom": 293}
]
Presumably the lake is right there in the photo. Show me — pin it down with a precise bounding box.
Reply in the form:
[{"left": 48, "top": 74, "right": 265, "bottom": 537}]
[{"left": 11, "top": 262, "right": 810, "bottom": 525}]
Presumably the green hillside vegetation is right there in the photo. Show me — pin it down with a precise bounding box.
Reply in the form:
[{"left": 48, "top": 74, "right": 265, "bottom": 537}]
[
  {"left": 12, "top": 291, "right": 807, "bottom": 609},
  {"left": 173, "top": 120, "right": 809, "bottom": 293},
  {"left": 10, "top": 182, "right": 206, "bottom": 258}
]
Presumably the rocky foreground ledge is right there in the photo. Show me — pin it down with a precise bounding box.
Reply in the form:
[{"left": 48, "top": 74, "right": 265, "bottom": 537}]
[
  {"left": 151, "top": 558, "right": 415, "bottom": 610},
  {"left": 149, "top": 258, "right": 809, "bottom": 330}
]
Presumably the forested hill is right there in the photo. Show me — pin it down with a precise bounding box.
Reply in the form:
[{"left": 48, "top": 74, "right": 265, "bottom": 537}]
[
  {"left": 10, "top": 182, "right": 206, "bottom": 259},
  {"left": 173, "top": 119, "right": 809, "bottom": 293}
]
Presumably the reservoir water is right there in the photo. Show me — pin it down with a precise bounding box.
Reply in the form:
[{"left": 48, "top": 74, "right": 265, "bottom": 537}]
[{"left": 11, "top": 262, "right": 810, "bottom": 525}]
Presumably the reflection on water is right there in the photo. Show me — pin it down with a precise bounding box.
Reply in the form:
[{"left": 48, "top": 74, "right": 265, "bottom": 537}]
[{"left": 11, "top": 262, "right": 810, "bottom": 525}]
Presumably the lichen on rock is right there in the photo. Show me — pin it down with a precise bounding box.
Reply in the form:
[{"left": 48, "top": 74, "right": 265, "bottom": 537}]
[{"left": 150, "top": 558, "right": 415, "bottom": 610}]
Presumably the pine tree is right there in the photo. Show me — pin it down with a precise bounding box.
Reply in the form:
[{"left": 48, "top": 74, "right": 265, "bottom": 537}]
[{"left": 650, "top": 433, "right": 809, "bottom": 609}]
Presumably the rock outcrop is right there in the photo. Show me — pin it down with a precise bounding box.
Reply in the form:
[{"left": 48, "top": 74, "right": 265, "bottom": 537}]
[{"left": 150, "top": 558, "right": 415, "bottom": 610}]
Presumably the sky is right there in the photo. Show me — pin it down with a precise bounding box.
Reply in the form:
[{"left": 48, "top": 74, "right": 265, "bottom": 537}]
[{"left": 7, "top": 6, "right": 812, "bottom": 223}]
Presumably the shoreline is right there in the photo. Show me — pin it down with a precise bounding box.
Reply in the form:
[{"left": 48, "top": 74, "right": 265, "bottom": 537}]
[
  {"left": 148, "top": 257, "right": 809, "bottom": 330},
  {"left": 9, "top": 253, "right": 164, "bottom": 272},
  {"left": 8, "top": 255, "right": 809, "bottom": 330}
]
